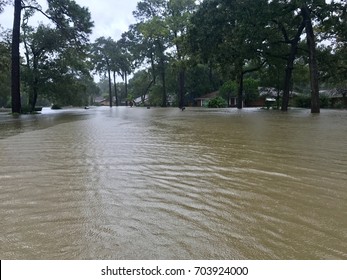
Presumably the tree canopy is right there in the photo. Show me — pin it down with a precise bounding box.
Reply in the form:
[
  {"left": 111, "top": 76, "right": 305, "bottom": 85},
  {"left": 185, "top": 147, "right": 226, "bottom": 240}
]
[{"left": 1, "top": 0, "right": 346, "bottom": 112}]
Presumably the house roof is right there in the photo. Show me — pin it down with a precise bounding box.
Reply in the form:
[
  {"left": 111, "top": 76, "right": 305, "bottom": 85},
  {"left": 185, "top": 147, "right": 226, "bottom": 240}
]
[
  {"left": 259, "top": 87, "right": 302, "bottom": 97},
  {"left": 259, "top": 87, "right": 282, "bottom": 97},
  {"left": 94, "top": 96, "right": 105, "bottom": 103},
  {"left": 134, "top": 95, "right": 148, "bottom": 104},
  {"left": 320, "top": 89, "right": 346, "bottom": 98}
]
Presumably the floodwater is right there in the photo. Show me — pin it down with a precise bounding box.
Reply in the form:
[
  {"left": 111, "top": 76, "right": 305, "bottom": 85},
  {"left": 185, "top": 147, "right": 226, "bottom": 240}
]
[{"left": 0, "top": 107, "right": 346, "bottom": 259}]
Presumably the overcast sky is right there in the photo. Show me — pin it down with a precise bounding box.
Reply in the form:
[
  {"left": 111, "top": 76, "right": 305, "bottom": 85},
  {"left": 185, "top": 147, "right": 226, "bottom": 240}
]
[{"left": 0, "top": 0, "right": 140, "bottom": 41}]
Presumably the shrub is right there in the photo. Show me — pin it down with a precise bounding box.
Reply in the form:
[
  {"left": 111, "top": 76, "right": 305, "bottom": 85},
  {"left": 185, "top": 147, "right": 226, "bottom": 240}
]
[
  {"left": 320, "top": 96, "right": 329, "bottom": 108},
  {"left": 207, "top": 96, "right": 227, "bottom": 108},
  {"left": 294, "top": 95, "right": 311, "bottom": 108},
  {"left": 51, "top": 104, "right": 62, "bottom": 110}
]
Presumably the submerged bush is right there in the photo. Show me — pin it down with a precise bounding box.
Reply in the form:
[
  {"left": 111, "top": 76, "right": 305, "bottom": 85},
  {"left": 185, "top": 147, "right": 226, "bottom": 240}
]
[
  {"left": 51, "top": 104, "right": 62, "bottom": 110},
  {"left": 207, "top": 96, "right": 227, "bottom": 108}
]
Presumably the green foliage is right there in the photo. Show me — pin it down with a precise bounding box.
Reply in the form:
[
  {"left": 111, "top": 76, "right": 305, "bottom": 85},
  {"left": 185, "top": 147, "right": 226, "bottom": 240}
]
[
  {"left": 219, "top": 80, "right": 237, "bottom": 106},
  {"left": 186, "top": 64, "right": 220, "bottom": 99},
  {"left": 320, "top": 95, "right": 330, "bottom": 109},
  {"left": 188, "top": 0, "right": 269, "bottom": 109},
  {"left": 0, "top": 41, "right": 10, "bottom": 107},
  {"left": 294, "top": 95, "right": 335, "bottom": 109},
  {"left": 207, "top": 96, "right": 227, "bottom": 108},
  {"left": 128, "top": 70, "right": 153, "bottom": 99},
  {"left": 46, "top": 0, "right": 94, "bottom": 47},
  {"left": 9, "top": 0, "right": 94, "bottom": 113},
  {"left": 244, "top": 78, "right": 260, "bottom": 104},
  {"left": 6, "top": 0, "right": 345, "bottom": 113},
  {"left": 149, "top": 85, "right": 164, "bottom": 106},
  {"left": 21, "top": 22, "right": 95, "bottom": 110},
  {"left": 219, "top": 80, "right": 237, "bottom": 97},
  {"left": 332, "top": 100, "right": 345, "bottom": 109}
]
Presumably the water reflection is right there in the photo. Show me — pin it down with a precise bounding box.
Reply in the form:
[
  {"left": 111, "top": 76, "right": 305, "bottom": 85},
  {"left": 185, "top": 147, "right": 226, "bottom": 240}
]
[{"left": 0, "top": 107, "right": 346, "bottom": 259}]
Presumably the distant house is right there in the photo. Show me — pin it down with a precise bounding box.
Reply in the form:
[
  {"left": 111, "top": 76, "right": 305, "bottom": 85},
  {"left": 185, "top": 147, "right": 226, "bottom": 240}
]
[
  {"left": 93, "top": 96, "right": 115, "bottom": 106},
  {"left": 320, "top": 89, "right": 347, "bottom": 108},
  {"left": 99, "top": 99, "right": 111, "bottom": 106},
  {"left": 194, "top": 91, "right": 237, "bottom": 107},
  {"left": 247, "top": 87, "right": 282, "bottom": 107},
  {"left": 258, "top": 87, "right": 282, "bottom": 99},
  {"left": 254, "top": 87, "right": 303, "bottom": 108},
  {"left": 194, "top": 87, "right": 308, "bottom": 108},
  {"left": 133, "top": 95, "right": 149, "bottom": 106},
  {"left": 194, "top": 91, "right": 217, "bottom": 107}
]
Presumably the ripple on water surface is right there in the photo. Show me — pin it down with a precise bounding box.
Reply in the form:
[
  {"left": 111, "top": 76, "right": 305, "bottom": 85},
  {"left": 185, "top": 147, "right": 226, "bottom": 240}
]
[{"left": 0, "top": 107, "right": 347, "bottom": 259}]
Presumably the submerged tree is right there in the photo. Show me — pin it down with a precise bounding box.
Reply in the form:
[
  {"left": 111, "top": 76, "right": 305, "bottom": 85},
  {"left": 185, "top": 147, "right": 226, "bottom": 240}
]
[
  {"left": 0, "top": 40, "right": 11, "bottom": 107},
  {"left": 189, "top": 0, "right": 268, "bottom": 109},
  {"left": 166, "top": 0, "right": 196, "bottom": 108},
  {"left": 133, "top": 0, "right": 171, "bottom": 107},
  {"left": 10, "top": 0, "right": 93, "bottom": 113},
  {"left": 92, "top": 37, "right": 130, "bottom": 107},
  {"left": 22, "top": 21, "right": 93, "bottom": 110},
  {"left": 11, "top": 0, "right": 21, "bottom": 113},
  {"left": 92, "top": 37, "right": 116, "bottom": 107}
]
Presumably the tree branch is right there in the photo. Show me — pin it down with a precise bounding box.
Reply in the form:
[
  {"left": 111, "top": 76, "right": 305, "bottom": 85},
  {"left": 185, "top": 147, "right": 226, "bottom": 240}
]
[
  {"left": 21, "top": 5, "right": 54, "bottom": 22},
  {"left": 242, "top": 60, "right": 267, "bottom": 75}
]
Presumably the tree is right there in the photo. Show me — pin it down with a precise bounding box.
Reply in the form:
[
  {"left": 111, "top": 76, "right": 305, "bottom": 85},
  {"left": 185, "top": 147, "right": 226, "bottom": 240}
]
[
  {"left": 117, "top": 37, "right": 134, "bottom": 106},
  {"left": 128, "top": 70, "right": 153, "bottom": 104},
  {"left": 10, "top": 0, "right": 93, "bottom": 113},
  {"left": 92, "top": 37, "right": 130, "bottom": 107},
  {"left": 92, "top": 37, "right": 115, "bottom": 107},
  {"left": 133, "top": 0, "right": 171, "bottom": 107},
  {"left": 22, "top": 22, "right": 93, "bottom": 110},
  {"left": 320, "top": 0, "right": 347, "bottom": 107},
  {"left": 0, "top": 40, "right": 11, "bottom": 107},
  {"left": 189, "top": 0, "right": 268, "bottom": 109},
  {"left": 22, "top": 22, "right": 60, "bottom": 111},
  {"left": 11, "top": 0, "right": 21, "bottom": 113},
  {"left": 265, "top": 0, "right": 308, "bottom": 111},
  {"left": 166, "top": 0, "right": 196, "bottom": 108},
  {"left": 301, "top": 3, "right": 322, "bottom": 114},
  {"left": 268, "top": 0, "right": 336, "bottom": 113}
]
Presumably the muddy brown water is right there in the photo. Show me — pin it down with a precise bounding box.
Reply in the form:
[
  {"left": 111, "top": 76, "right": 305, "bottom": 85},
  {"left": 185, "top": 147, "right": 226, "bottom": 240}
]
[{"left": 0, "top": 107, "right": 346, "bottom": 259}]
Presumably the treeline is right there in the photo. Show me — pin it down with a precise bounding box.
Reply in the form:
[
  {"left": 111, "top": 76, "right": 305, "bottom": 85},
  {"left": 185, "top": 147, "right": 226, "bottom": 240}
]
[
  {"left": 1, "top": 0, "right": 97, "bottom": 112},
  {"left": 0, "top": 0, "right": 346, "bottom": 113}
]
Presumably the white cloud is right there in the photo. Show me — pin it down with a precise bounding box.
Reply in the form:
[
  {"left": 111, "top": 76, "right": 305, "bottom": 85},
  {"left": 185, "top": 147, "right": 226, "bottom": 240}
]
[{"left": 77, "top": 0, "right": 139, "bottom": 40}]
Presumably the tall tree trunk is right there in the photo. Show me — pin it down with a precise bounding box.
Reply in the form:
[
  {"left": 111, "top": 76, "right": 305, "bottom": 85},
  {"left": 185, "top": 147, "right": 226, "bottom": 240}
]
[
  {"left": 124, "top": 71, "right": 128, "bottom": 102},
  {"left": 236, "top": 72, "right": 244, "bottom": 109},
  {"left": 208, "top": 61, "right": 214, "bottom": 88},
  {"left": 30, "top": 58, "right": 39, "bottom": 112},
  {"left": 157, "top": 41, "right": 167, "bottom": 107},
  {"left": 107, "top": 68, "right": 112, "bottom": 107},
  {"left": 235, "top": 60, "right": 244, "bottom": 109},
  {"left": 113, "top": 71, "right": 118, "bottom": 107},
  {"left": 282, "top": 52, "right": 295, "bottom": 111},
  {"left": 235, "top": 59, "right": 244, "bottom": 109},
  {"left": 302, "top": 5, "right": 320, "bottom": 114},
  {"left": 178, "top": 68, "right": 185, "bottom": 108},
  {"left": 150, "top": 52, "right": 156, "bottom": 85},
  {"left": 281, "top": 21, "right": 306, "bottom": 111},
  {"left": 11, "top": 0, "right": 22, "bottom": 113},
  {"left": 160, "top": 58, "right": 167, "bottom": 107},
  {"left": 30, "top": 81, "right": 38, "bottom": 112}
]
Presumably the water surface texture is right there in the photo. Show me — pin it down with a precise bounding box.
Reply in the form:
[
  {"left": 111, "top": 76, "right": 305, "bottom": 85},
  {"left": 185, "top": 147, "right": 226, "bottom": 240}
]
[{"left": 1, "top": 107, "right": 346, "bottom": 259}]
